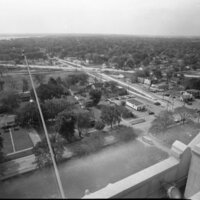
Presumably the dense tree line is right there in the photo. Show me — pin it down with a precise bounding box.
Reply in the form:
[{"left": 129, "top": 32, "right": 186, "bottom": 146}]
[{"left": 0, "top": 35, "right": 200, "bottom": 71}]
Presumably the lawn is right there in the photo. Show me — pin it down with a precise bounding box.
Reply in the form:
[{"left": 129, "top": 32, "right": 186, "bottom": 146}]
[
  {"left": 1, "top": 128, "right": 34, "bottom": 154},
  {"left": 153, "top": 121, "right": 200, "bottom": 148},
  {"left": 1, "top": 131, "right": 13, "bottom": 154},
  {"left": 11, "top": 128, "right": 34, "bottom": 151}
]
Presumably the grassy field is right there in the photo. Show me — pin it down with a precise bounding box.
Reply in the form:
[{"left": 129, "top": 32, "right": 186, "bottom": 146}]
[
  {"left": 1, "top": 131, "right": 13, "bottom": 154},
  {"left": 154, "top": 121, "right": 200, "bottom": 148},
  {"left": 11, "top": 128, "right": 33, "bottom": 151},
  {"left": 1, "top": 128, "right": 33, "bottom": 154}
]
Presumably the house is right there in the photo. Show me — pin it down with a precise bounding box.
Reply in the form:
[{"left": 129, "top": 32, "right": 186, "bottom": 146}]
[
  {"left": 126, "top": 98, "right": 145, "bottom": 111},
  {"left": 18, "top": 91, "right": 31, "bottom": 102},
  {"left": 180, "top": 91, "right": 193, "bottom": 102},
  {"left": 144, "top": 79, "right": 151, "bottom": 86},
  {"left": 0, "top": 114, "right": 16, "bottom": 128},
  {"left": 186, "top": 89, "right": 200, "bottom": 98}
]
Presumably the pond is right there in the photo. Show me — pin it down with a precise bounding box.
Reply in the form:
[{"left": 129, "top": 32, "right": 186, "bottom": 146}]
[{"left": 0, "top": 139, "right": 168, "bottom": 198}]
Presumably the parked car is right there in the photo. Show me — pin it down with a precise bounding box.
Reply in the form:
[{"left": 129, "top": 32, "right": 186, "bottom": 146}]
[
  {"left": 148, "top": 110, "right": 155, "bottom": 115},
  {"left": 154, "top": 102, "right": 161, "bottom": 106}
]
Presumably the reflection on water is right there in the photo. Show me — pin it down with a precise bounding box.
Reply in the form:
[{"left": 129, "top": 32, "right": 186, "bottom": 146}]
[{"left": 0, "top": 140, "right": 168, "bottom": 198}]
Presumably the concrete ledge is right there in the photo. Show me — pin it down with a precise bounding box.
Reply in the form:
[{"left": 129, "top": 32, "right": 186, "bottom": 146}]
[
  {"left": 190, "top": 191, "right": 200, "bottom": 200},
  {"left": 192, "top": 143, "right": 200, "bottom": 155},
  {"left": 171, "top": 140, "right": 188, "bottom": 159}
]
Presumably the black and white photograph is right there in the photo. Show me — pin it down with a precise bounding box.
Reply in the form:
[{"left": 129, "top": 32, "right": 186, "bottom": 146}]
[{"left": 0, "top": 0, "right": 200, "bottom": 198}]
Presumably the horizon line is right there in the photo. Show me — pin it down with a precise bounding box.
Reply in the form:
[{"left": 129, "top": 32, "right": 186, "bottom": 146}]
[{"left": 0, "top": 32, "right": 200, "bottom": 39}]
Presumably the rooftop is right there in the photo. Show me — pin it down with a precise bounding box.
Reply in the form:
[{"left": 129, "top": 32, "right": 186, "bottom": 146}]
[{"left": 127, "top": 98, "right": 144, "bottom": 106}]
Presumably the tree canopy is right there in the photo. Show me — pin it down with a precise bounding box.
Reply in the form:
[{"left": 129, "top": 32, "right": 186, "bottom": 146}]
[
  {"left": 101, "top": 105, "right": 121, "bottom": 128},
  {"left": 149, "top": 111, "right": 174, "bottom": 135},
  {"left": 89, "top": 89, "right": 102, "bottom": 106},
  {"left": 33, "top": 133, "right": 65, "bottom": 168},
  {"left": 174, "top": 106, "right": 195, "bottom": 124},
  {"left": 0, "top": 90, "right": 20, "bottom": 113},
  {"left": 55, "top": 110, "right": 76, "bottom": 142}
]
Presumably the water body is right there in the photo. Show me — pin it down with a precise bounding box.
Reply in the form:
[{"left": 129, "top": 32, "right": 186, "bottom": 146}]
[{"left": 0, "top": 140, "right": 168, "bottom": 198}]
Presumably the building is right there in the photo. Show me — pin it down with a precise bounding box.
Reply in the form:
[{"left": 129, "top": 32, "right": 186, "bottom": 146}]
[
  {"left": 186, "top": 89, "right": 200, "bottom": 98},
  {"left": 18, "top": 91, "right": 31, "bottom": 102},
  {"left": 0, "top": 114, "right": 16, "bottom": 129},
  {"left": 126, "top": 98, "right": 145, "bottom": 111},
  {"left": 180, "top": 91, "right": 193, "bottom": 101},
  {"left": 144, "top": 78, "right": 151, "bottom": 86}
]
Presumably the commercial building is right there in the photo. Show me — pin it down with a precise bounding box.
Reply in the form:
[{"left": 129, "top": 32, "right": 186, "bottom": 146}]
[{"left": 126, "top": 98, "right": 145, "bottom": 111}]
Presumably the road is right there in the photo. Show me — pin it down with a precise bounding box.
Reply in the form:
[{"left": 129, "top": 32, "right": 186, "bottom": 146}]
[{"left": 55, "top": 58, "right": 170, "bottom": 108}]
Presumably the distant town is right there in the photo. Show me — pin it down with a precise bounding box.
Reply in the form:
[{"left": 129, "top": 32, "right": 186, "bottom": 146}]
[{"left": 0, "top": 34, "right": 200, "bottom": 198}]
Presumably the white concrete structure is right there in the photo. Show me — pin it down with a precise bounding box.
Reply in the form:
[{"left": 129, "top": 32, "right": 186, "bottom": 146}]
[{"left": 126, "top": 98, "right": 145, "bottom": 111}]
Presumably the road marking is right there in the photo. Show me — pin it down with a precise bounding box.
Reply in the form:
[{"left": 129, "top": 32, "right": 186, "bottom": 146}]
[{"left": 9, "top": 128, "right": 16, "bottom": 152}]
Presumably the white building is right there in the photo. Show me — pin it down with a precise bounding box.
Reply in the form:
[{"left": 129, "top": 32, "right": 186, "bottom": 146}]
[{"left": 126, "top": 98, "right": 145, "bottom": 111}]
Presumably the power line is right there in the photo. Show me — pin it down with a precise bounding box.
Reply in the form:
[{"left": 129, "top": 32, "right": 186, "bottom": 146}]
[{"left": 23, "top": 53, "right": 66, "bottom": 198}]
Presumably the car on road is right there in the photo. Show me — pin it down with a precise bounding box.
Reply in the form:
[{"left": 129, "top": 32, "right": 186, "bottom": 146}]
[
  {"left": 186, "top": 101, "right": 192, "bottom": 105},
  {"left": 154, "top": 102, "right": 161, "bottom": 106},
  {"left": 148, "top": 110, "right": 155, "bottom": 115},
  {"left": 164, "top": 93, "right": 170, "bottom": 97}
]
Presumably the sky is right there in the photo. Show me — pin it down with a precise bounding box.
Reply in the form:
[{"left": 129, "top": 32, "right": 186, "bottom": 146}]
[{"left": 0, "top": 0, "right": 200, "bottom": 36}]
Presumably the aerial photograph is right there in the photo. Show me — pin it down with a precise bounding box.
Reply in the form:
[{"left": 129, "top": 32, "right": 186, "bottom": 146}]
[{"left": 0, "top": 0, "right": 200, "bottom": 199}]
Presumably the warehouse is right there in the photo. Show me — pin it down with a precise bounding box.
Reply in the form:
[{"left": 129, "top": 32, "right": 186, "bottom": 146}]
[{"left": 126, "top": 98, "right": 145, "bottom": 111}]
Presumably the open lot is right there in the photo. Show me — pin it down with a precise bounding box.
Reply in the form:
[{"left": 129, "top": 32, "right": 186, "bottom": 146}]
[
  {"left": 152, "top": 121, "right": 200, "bottom": 148},
  {"left": 1, "top": 128, "right": 33, "bottom": 154}
]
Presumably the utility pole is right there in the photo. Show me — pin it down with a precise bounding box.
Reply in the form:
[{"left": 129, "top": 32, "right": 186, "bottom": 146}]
[{"left": 23, "top": 52, "right": 66, "bottom": 199}]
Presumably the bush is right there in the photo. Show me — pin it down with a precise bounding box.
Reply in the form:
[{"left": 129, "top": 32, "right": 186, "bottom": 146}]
[
  {"left": 95, "top": 120, "right": 105, "bottom": 130},
  {"left": 122, "top": 109, "right": 135, "bottom": 119},
  {"left": 115, "top": 126, "right": 137, "bottom": 142}
]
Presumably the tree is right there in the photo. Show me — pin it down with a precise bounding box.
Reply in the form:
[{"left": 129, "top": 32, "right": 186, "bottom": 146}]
[
  {"left": 152, "top": 68, "right": 162, "bottom": 79},
  {"left": 22, "top": 78, "right": 29, "bottom": 92},
  {"left": 101, "top": 105, "right": 120, "bottom": 128},
  {"left": 0, "top": 133, "right": 6, "bottom": 176},
  {"left": 0, "top": 80, "right": 4, "bottom": 91},
  {"left": 32, "top": 81, "right": 65, "bottom": 102},
  {"left": 184, "top": 78, "right": 200, "bottom": 90},
  {"left": 55, "top": 110, "right": 76, "bottom": 142},
  {"left": 48, "top": 77, "right": 58, "bottom": 86},
  {"left": 89, "top": 89, "right": 102, "bottom": 106},
  {"left": 95, "top": 120, "right": 105, "bottom": 130},
  {"left": 149, "top": 111, "right": 174, "bottom": 135},
  {"left": 33, "top": 133, "right": 65, "bottom": 168},
  {"left": 74, "top": 110, "right": 91, "bottom": 138},
  {"left": 16, "top": 102, "right": 44, "bottom": 127},
  {"left": 0, "top": 90, "right": 20, "bottom": 113},
  {"left": 166, "top": 69, "right": 174, "bottom": 85},
  {"left": 64, "top": 73, "right": 89, "bottom": 87},
  {"left": 33, "top": 74, "right": 46, "bottom": 85},
  {"left": 114, "top": 106, "right": 122, "bottom": 126},
  {"left": 174, "top": 106, "right": 195, "bottom": 125},
  {"left": 43, "top": 98, "right": 74, "bottom": 120}
]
